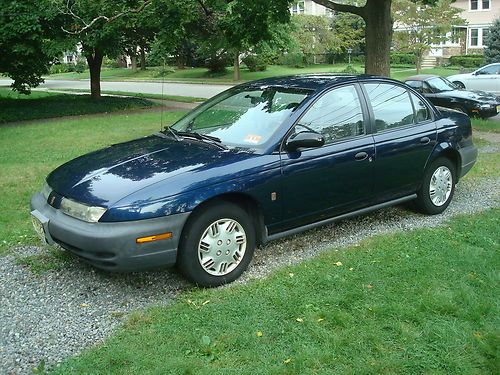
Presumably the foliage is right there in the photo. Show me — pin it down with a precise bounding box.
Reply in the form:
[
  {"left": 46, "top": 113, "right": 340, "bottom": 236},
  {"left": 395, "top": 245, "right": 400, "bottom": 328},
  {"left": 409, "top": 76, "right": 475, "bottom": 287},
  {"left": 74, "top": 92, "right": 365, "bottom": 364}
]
[
  {"left": 153, "top": 0, "right": 292, "bottom": 73},
  {"left": 242, "top": 55, "right": 268, "bottom": 72},
  {"left": 0, "top": 0, "right": 67, "bottom": 93},
  {"left": 484, "top": 18, "right": 500, "bottom": 64},
  {"left": 341, "top": 64, "right": 359, "bottom": 74},
  {"left": 449, "top": 54, "right": 484, "bottom": 68},
  {"left": 390, "top": 52, "right": 416, "bottom": 65},
  {"left": 392, "top": 0, "right": 465, "bottom": 73},
  {"left": 280, "top": 52, "right": 307, "bottom": 68}
]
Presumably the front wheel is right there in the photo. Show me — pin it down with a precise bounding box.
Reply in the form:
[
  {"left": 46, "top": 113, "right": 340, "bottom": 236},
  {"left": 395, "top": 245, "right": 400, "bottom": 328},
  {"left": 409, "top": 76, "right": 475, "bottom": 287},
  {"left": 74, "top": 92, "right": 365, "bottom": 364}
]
[
  {"left": 453, "top": 81, "right": 466, "bottom": 90},
  {"left": 177, "top": 201, "right": 255, "bottom": 287},
  {"left": 415, "top": 157, "right": 456, "bottom": 215}
]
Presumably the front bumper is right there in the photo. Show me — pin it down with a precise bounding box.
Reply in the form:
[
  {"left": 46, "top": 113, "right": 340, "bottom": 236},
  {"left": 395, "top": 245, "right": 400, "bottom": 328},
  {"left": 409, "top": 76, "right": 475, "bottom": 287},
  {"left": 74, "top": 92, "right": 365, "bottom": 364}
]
[
  {"left": 458, "top": 144, "right": 478, "bottom": 178},
  {"left": 30, "top": 192, "right": 190, "bottom": 272},
  {"left": 473, "top": 104, "right": 500, "bottom": 118}
]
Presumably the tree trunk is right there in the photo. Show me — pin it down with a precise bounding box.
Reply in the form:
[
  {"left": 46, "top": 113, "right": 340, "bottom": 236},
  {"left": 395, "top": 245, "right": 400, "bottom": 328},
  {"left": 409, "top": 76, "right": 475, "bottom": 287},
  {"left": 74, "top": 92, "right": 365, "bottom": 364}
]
[
  {"left": 363, "top": 0, "right": 392, "bottom": 77},
  {"left": 86, "top": 50, "right": 103, "bottom": 99},
  {"left": 140, "top": 47, "right": 146, "bottom": 70},
  {"left": 130, "top": 54, "right": 137, "bottom": 71},
  {"left": 416, "top": 52, "right": 422, "bottom": 74},
  {"left": 233, "top": 53, "right": 240, "bottom": 81},
  {"left": 176, "top": 55, "right": 186, "bottom": 69}
]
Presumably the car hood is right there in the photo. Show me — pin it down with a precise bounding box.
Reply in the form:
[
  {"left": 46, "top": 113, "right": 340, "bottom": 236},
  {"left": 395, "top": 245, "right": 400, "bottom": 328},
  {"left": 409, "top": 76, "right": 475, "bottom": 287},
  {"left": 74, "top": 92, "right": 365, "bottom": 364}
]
[
  {"left": 436, "top": 89, "right": 499, "bottom": 102},
  {"left": 47, "top": 135, "right": 256, "bottom": 207}
]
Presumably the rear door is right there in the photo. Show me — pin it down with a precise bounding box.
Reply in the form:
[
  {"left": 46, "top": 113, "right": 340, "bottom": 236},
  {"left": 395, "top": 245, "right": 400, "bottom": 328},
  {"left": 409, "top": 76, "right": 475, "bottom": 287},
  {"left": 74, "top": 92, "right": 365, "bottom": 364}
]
[
  {"left": 362, "top": 82, "right": 437, "bottom": 202},
  {"left": 279, "top": 84, "right": 375, "bottom": 230}
]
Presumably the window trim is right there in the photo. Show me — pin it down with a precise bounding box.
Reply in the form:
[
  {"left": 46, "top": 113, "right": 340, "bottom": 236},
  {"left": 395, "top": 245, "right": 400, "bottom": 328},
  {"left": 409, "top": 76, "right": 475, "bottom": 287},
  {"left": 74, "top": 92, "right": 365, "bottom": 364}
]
[
  {"left": 469, "top": 0, "right": 490, "bottom": 11},
  {"left": 279, "top": 83, "right": 370, "bottom": 153},
  {"left": 361, "top": 81, "right": 434, "bottom": 135}
]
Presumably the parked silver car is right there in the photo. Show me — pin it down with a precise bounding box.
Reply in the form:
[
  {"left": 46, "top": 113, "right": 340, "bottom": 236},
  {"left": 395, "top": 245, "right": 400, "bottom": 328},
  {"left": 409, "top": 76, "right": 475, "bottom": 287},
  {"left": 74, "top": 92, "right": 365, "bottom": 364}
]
[{"left": 447, "top": 63, "right": 500, "bottom": 94}]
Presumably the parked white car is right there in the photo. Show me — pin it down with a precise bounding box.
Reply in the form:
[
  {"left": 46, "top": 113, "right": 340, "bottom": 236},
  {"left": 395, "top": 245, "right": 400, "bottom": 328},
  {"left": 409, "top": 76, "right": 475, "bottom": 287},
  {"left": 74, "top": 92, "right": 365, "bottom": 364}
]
[{"left": 447, "top": 63, "right": 500, "bottom": 94}]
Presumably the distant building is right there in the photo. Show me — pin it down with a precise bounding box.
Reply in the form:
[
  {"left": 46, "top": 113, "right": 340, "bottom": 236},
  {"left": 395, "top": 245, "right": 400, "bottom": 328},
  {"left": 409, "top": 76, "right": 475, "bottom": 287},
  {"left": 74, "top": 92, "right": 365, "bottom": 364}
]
[
  {"left": 289, "top": 0, "right": 334, "bottom": 17},
  {"left": 429, "top": 0, "right": 500, "bottom": 58}
]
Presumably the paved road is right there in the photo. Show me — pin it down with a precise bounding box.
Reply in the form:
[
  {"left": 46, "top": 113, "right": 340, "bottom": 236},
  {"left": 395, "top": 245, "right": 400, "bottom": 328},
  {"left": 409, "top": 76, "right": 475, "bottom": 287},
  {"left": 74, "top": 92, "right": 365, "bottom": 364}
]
[{"left": 0, "top": 79, "right": 233, "bottom": 99}]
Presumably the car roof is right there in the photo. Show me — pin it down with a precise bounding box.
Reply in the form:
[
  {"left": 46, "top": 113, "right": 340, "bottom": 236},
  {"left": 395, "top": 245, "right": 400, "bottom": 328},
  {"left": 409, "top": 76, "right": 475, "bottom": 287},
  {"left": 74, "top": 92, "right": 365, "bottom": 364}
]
[
  {"left": 239, "top": 74, "right": 398, "bottom": 92},
  {"left": 404, "top": 74, "right": 439, "bottom": 82}
]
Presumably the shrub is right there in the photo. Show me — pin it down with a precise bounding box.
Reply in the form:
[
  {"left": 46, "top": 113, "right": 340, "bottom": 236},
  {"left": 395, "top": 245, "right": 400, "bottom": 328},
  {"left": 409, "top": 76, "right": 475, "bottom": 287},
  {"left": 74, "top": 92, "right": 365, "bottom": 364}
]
[
  {"left": 49, "top": 64, "right": 75, "bottom": 74},
  {"left": 205, "top": 56, "right": 230, "bottom": 73},
  {"left": 484, "top": 18, "right": 500, "bottom": 64},
  {"left": 74, "top": 59, "right": 87, "bottom": 74},
  {"left": 242, "top": 55, "right": 267, "bottom": 72},
  {"left": 341, "top": 64, "right": 359, "bottom": 74},
  {"left": 154, "top": 66, "right": 175, "bottom": 77},
  {"left": 390, "top": 53, "right": 416, "bottom": 65},
  {"left": 449, "top": 54, "right": 484, "bottom": 68},
  {"left": 280, "top": 52, "right": 306, "bottom": 68}
]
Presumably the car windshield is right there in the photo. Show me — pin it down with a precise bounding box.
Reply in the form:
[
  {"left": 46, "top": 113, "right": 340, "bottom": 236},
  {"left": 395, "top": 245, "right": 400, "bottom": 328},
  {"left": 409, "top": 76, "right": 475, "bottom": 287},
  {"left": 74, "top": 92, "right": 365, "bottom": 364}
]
[
  {"left": 169, "top": 86, "right": 312, "bottom": 148},
  {"left": 427, "top": 77, "right": 456, "bottom": 92}
]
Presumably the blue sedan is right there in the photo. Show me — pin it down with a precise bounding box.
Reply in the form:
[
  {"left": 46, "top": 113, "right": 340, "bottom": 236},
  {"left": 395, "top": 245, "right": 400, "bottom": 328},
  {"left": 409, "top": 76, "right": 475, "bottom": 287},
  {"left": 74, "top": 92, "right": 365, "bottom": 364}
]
[{"left": 31, "top": 75, "right": 477, "bottom": 286}]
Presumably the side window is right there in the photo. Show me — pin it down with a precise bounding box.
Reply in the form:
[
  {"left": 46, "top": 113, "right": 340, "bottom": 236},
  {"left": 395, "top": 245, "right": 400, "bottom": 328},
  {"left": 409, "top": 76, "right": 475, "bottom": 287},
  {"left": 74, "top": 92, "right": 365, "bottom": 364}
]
[
  {"left": 406, "top": 81, "right": 422, "bottom": 93},
  {"left": 478, "top": 65, "right": 499, "bottom": 75},
  {"left": 298, "top": 85, "right": 364, "bottom": 144},
  {"left": 364, "top": 83, "right": 415, "bottom": 132},
  {"left": 410, "top": 93, "right": 431, "bottom": 123}
]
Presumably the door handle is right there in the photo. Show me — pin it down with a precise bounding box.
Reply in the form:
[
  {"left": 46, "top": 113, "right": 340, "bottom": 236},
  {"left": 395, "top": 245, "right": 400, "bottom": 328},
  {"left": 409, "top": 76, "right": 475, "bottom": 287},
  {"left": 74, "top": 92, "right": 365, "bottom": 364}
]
[
  {"left": 354, "top": 151, "right": 368, "bottom": 161},
  {"left": 420, "top": 137, "right": 430, "bottom": 145}
]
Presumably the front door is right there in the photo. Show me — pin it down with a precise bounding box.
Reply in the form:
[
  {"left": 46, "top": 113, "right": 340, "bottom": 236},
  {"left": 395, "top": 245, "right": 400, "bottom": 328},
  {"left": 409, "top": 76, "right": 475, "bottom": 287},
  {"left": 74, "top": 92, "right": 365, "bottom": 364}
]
[{"left": 279, "top": 84, "right": 374, "bottom": 231}]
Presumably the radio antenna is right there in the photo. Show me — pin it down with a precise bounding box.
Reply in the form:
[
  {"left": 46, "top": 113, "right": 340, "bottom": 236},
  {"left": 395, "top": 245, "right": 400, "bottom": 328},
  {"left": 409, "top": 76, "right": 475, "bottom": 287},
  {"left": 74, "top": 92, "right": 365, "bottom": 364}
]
[{"left": 160, "top": 58, "right": 165, "bottom": 131}]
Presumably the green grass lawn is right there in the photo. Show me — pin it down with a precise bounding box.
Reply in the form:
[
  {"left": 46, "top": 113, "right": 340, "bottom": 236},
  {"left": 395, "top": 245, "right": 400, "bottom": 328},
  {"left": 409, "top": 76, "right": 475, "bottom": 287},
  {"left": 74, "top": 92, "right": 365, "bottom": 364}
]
[
  {"left": 52, "top": 209, "right": 499, "bottom": 375},
  {"left": 0, "top": 110, "right": 186, "bottom": 255},
  {"left": 472, "top": 118, "right": 500, "bottom": 133},
  {"left": 0, "top": 87, "right": 156, "bottom": 123},
  {"left": 57, "top": 88, "right": 206, "bottom": 103},
  {"left": 45, "top": 65, "right": 461, "bottom": 83}
]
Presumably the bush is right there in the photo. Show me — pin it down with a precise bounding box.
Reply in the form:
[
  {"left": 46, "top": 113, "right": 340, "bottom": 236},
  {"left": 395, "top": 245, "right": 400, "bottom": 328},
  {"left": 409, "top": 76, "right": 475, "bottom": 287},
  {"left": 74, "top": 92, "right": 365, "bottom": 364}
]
[
  {"left": 242, "top": 55, "right": 267, "bottom": 72},
  {"left": 449, "top": 54, "right": 484, "bottom": 68},
  {"left": 154, "top": 66, "right": 175, "bottom": 77},
  {"left": 280, "top": 52, "right": 306, "bottom": 68},
  {"left": 205, "top": 56, "right": 230, "bottom": 73},
  {"left": 341, "top": 64, "right": 359, "bottom": 74},
  {"left": 74, "top": 59, "right": 87, "bottom": 74},
  {"left": 49, "top": 64, "right": 75, "bottom": 74},
  {"left": 390, "top": 53, "right": 416, "bottom": 65}
]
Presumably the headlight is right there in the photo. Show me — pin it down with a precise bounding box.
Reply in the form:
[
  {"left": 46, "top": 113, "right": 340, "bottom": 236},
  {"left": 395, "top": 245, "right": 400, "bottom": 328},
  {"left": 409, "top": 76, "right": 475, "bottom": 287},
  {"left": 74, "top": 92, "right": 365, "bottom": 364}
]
[
  {"left": 60, "top": 197, "right": 106, "bottom": 223},
  {"left": 477, "top": 103, "right": 493, "bottom": 109},
  {"left": 40, "top": 182, "right": 52, "bottom": 201}
]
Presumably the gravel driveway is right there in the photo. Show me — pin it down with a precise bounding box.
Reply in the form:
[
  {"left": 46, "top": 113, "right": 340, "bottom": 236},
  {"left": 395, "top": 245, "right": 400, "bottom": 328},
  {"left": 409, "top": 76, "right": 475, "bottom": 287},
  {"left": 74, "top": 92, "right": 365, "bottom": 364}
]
[{"left": 1, "top": 142, "right": 499, "bottom": 374}]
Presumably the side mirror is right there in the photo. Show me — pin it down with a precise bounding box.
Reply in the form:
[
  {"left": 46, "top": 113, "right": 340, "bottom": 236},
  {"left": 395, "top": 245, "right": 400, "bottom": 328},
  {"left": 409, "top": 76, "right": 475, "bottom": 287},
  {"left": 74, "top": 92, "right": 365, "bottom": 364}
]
[{"left": 285, "top": 131, "right": 325, "bottom": 151}]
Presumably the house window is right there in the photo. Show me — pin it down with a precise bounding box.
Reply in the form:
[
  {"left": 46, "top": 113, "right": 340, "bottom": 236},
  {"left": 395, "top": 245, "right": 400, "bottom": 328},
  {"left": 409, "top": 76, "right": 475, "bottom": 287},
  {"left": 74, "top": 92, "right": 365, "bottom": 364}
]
[
  {"left": 451, "top": 28, "right": 461, "bottom": 44},
  {"left": 471, "top": 0, "right": 490, "bottom": 9},
  {"left": 470, "top": 28, "right": 479, "bottom": 46},
  {"left": 471, "top": 0, "right": 478, "bottom": 10},
  {"left": 482, "top": 0, "right": 490, "bottom": 9},
  {"left": 291, "top": 1, "right": 305, "bottom": 14}
]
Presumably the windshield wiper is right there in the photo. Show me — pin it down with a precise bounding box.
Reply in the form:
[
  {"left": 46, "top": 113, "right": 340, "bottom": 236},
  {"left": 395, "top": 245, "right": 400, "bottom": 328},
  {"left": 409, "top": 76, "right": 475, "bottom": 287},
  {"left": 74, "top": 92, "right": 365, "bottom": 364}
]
[
  {"left": 175, "top": 131, "right": 228, "bottom": 150},
  {"left": 164, "top": 126, "right": 180, "bottom": 141}
]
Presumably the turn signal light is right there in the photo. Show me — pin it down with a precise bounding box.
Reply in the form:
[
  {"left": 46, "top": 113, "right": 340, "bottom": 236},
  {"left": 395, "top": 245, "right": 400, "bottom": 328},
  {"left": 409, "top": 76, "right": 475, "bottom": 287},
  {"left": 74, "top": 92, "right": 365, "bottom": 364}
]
[{"left": 136, "top": 232, "right": 173, "bottom": 244}]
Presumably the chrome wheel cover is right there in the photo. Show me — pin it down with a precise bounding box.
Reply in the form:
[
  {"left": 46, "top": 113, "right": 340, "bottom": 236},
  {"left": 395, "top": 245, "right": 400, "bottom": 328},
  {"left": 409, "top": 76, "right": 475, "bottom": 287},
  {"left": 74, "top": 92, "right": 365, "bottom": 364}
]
[
  {"left": 198, "top": 218, "right": 247, "bottom": 276},
  {"left": 429, "top": 166, "right": 452, "bottom": 207}
]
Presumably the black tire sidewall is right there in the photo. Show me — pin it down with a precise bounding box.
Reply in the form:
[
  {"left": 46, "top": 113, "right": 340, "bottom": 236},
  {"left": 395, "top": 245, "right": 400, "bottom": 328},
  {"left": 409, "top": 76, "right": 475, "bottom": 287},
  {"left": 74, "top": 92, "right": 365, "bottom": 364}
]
[
  {"left": 177, "top": 202, "right": 255, "bottom": 287},
  {"left": 417, "top": 157, "right": 456, "bottom": 215}
]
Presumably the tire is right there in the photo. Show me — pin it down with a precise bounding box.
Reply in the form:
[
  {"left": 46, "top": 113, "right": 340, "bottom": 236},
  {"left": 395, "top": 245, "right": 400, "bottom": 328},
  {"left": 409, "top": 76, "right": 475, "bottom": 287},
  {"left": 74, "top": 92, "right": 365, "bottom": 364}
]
[
  {"left": 453, "top": 81, "right": 465, "bottom": 90},
  {"left": 176, "top": 201, "right": 255, "bottom": 287},
  {"left": 415, "top": 157, "right": 456, "bottom": 215}
]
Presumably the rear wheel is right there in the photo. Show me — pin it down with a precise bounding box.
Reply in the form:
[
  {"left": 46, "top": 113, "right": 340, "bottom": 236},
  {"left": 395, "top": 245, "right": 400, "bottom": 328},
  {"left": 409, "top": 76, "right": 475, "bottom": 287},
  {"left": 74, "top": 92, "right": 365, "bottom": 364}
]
[
  {"left": 453, "top": 81, "right": 465, "bottom": 89},
  {"left": 177, "top": 201, "right": 255, "bottom": 287},
  {"left": 415, "top": 157, "right": 456, "bottom": 215}
]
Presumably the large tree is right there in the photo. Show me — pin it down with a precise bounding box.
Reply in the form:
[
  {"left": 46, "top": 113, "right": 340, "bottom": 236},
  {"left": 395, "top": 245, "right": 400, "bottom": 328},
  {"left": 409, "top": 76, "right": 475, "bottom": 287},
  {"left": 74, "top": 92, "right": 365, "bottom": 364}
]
[
  {"left": 393, "top": 0, "right": 464, "bottom": 73},
  {"left": 55, "top": 0, "right": 152, "bottom": 98},
  {"left": 312, "top": 0, "right": 393, "bottom": 76},
  {"left": 484, "top": 18, "right": 500, "bottom": 64},
  {"left": 0, "top": 0, "right": 66, "bottom": 93}
]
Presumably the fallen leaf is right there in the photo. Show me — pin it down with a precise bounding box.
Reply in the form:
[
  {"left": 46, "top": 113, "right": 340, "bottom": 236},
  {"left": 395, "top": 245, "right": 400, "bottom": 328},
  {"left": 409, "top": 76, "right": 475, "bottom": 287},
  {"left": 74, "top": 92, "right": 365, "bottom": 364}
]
[
  {"left": 473, "top": 332, "right": 482, "bottom": 338},
  {"left": 284, "top": 358, "right": 292, "bottom": 364},
  {"left": 349, "top": 267, "right": 354, "bottom": 271},
  {"left": 367, "top": 284, "right": 374, "bottom": 289},
  {"left": 256, "top": 331, "right": 263, "bottom": 337},
  {"left": 80, "top": 303, "right": 88, "bottom": 308},
  {"left": 289, "top": 273, "right": 294, "bottom": 278},
  {"left": 317, "top": 318, "right": 324, "bottom": 322},
  {"left": 296, "top": 318, "right": 303, "bottom": 322},
  {"left": 335, "top": 261, "right": 343, "bottom": 266},
  {"left": 202, "top": 300, "right": 210, "bottom": 306}
]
